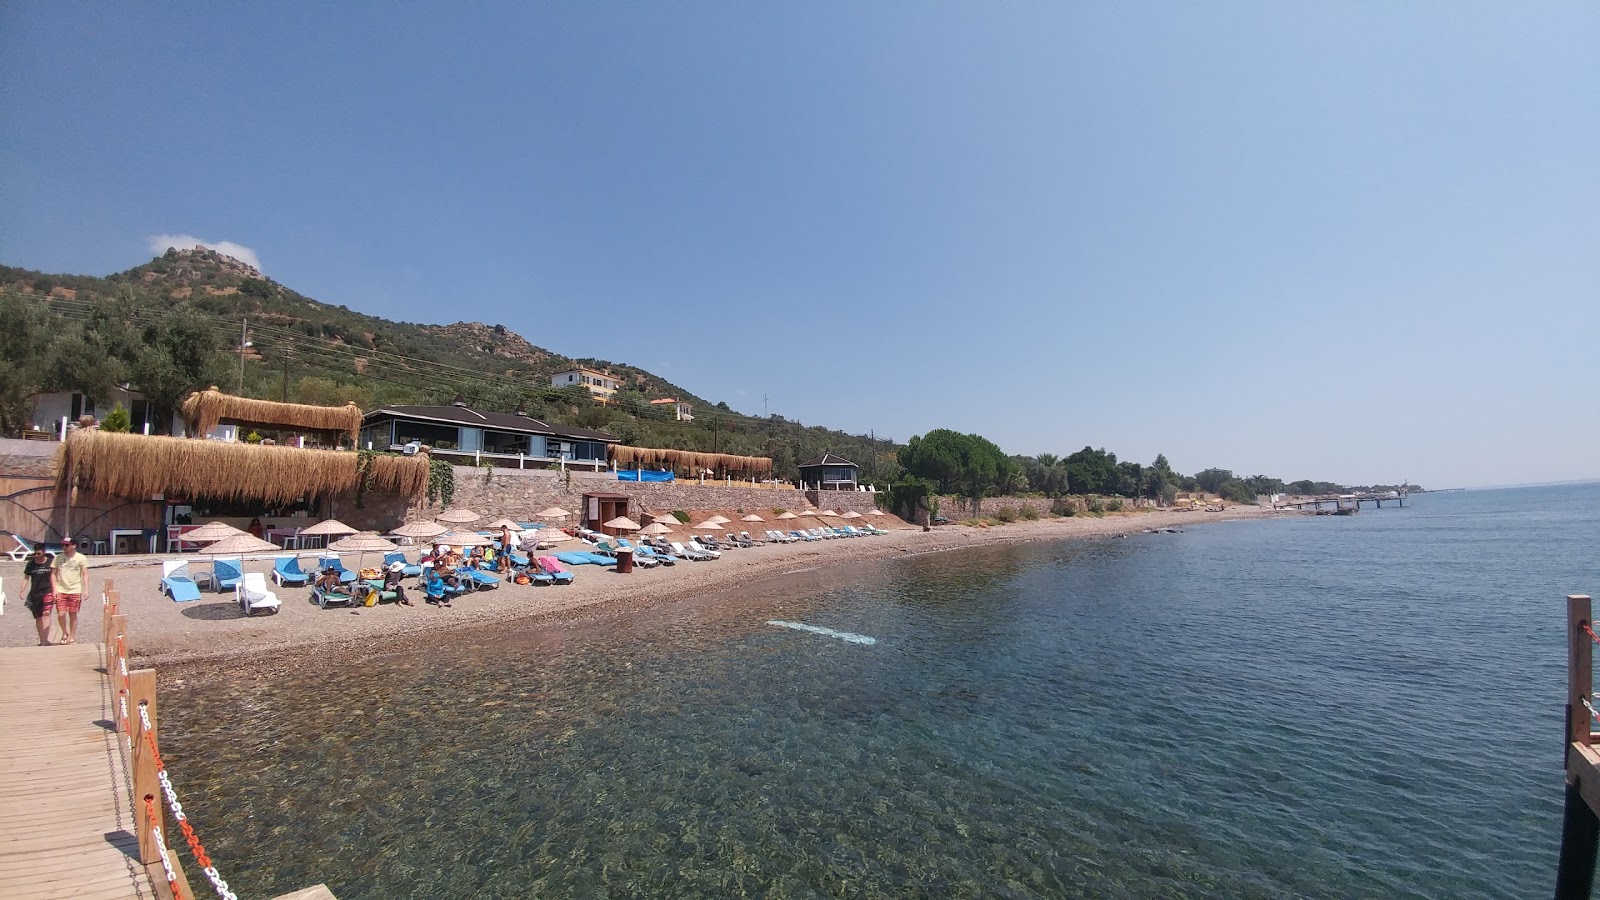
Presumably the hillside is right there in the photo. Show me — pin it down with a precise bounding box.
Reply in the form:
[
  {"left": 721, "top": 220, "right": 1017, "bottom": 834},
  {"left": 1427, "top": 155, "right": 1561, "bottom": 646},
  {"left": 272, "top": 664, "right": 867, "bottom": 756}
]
[{"left": 0, "top": 249, "right": 900, "bottom": 482}]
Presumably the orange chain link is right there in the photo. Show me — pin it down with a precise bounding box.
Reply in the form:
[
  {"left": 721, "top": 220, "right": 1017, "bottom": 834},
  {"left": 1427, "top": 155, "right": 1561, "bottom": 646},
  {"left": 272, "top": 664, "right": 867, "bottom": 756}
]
[
  {"left": 142, "top": 724, "right": 217, "bottom": 871},
  {"left": 1584, "top": 622, "right": 1600, "bottom": 646},
  {"left": 144, "top": 795, "right": 182, "bottom": 896}
]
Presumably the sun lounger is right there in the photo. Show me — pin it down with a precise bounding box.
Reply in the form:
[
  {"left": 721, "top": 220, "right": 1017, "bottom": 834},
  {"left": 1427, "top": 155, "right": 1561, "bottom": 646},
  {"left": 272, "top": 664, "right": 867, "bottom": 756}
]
[
  {"left": 210, "top": 557, "right": 243, "bottom": 593},
  {"left": 6, "top": 533, "right": 59, "bottom": 562},
  {"left": 789, "top": 530, "right": 819, "bottom": 542},
  {"left": 669, "top": 541, "right": 713, "bottom": 562},
  {"left": 319, "top": 556, "right": 359, "bottom": 584},
  {"left": 537, "top": 556, "right": 576, "bottom": 584},
  {"left": 358, "top": 579, "right": 400, "bottom": 605},
  {"left": 313, "top": 584, "right": 354, "bottom": 609},
  {"left": 272, "top": 555, "right": 312, "bottom": 586},
  {"left": 687, "top": 539, "right": 723, "bottom": 558},
  {"left": 236, "top": 572, "right": 281, "bottom": 616},
  {"left": 619, "top": 539, "right": 674, "bottom": 565},
  {"left": 738, "top": 532, "right": 765, "bottom": 546},
  {"left": 383, "top": 551, "right": 422, "bottom": 578},
  {"left": 159, "top": 560, "right": 202, "bottom": 602},
  {"left": 462, "top": 568, "right": 501, "bottom": 590}
]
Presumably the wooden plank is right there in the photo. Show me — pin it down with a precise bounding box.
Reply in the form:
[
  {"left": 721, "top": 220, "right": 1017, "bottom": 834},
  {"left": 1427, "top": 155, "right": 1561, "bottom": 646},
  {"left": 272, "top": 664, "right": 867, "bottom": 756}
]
[{"left": 0, "top": 643, "right": 154, "bottom": 899}]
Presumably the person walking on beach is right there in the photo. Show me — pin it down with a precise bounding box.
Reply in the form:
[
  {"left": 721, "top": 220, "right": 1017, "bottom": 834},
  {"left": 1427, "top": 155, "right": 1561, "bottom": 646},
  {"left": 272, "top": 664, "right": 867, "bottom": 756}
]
[
  {"left": 23, "top": 545, "right": 55, "bottom": 645},
  {"left": 50, "top": 537, "right": 89, "bottom": 645}
]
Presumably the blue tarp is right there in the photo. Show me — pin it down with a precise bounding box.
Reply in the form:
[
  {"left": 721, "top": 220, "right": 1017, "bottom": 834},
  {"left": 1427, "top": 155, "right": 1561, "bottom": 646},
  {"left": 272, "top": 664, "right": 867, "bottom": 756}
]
[{"left": 617, "top": 469, "right": 675, "bottom": 482}]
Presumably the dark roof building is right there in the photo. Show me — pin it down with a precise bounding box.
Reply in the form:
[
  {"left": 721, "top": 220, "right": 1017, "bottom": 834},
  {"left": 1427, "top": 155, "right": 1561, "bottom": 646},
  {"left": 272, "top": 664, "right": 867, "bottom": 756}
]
[
  {"left": 360, "top": 401, "right": 618, "bottom": 469},
  {"left": 797, "top": 453, "right": 859, "bottom": 491}
]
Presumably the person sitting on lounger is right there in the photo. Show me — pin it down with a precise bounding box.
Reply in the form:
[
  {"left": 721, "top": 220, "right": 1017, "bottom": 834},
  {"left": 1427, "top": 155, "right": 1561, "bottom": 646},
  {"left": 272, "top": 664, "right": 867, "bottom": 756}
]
[
  {"left": 314, "top": 567, "right": 343, "bottom": 594},
  {"left": 384, "top": 562, "right": 413, "bottom": 607}
]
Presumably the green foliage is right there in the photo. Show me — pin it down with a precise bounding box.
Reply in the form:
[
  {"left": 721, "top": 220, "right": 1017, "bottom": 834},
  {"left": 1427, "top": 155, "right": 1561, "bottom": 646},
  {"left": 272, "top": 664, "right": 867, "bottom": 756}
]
[
  {"left": 1085, "top": 497, "right": 1105, "bottom": 516},
  {"left": 1051, "top": 498, "right": 1077, "bottom": 517},
  {"left": 994, "top": 505, "right": 1019, "bottom": 523},
  {"left": 1104, "top": 498, "right": 1123, "bottom": 512},
  {"left": 672, "top": 510, "right": 690, "bottom": 523},
  {"left": 244, "top": 430, "right": 263, "bottom": 444},
  {"left": 771, "top": 508, "right": 786, "bottom": 516},
  {"left": 1020, "top": 504, "right": 1041, "bottom": 521},
  {"left": 900, "top": 429, "right": 1014, "bottom": 499},
  {"left": 1194, "top": 468, "right": 1235, "bottom": 494},
  {"left": 426, "top": 459, "right": 455, "bottom": 508},
  {"left": 100, "top": 404, "right": 131, "bottom": 433}
]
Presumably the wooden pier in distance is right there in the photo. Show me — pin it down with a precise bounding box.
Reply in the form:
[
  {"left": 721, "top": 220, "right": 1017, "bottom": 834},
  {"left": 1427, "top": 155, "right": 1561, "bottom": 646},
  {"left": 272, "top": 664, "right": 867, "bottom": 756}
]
[{"left": 1277, "top": 492, "right": 1408, "bottom": 513}]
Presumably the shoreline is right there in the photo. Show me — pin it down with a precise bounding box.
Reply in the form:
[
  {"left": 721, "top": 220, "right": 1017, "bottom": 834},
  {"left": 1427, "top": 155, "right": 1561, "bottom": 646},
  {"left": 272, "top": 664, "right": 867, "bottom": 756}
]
[{"left": 0, "top": 506, "right": 1300, "bottom": 676}]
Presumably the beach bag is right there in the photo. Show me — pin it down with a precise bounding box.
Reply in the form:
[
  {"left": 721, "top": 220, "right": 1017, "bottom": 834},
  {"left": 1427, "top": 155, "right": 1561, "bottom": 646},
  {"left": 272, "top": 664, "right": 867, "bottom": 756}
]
[{"left": 514, "top": 573, "right": 531, "bottom": 585}]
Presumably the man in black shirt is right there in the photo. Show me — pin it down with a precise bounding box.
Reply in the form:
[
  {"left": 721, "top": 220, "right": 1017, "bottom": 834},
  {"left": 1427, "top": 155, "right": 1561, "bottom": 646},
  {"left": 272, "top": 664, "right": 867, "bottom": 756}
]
[{"left": 22, "top": 546, "right": 54, "bottom": 645}]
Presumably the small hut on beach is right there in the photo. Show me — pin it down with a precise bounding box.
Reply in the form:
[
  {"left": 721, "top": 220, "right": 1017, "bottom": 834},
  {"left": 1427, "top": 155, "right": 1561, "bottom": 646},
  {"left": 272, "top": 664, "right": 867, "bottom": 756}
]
[{"left": 181, "top": 386, "right": 364, "bottom": 445}]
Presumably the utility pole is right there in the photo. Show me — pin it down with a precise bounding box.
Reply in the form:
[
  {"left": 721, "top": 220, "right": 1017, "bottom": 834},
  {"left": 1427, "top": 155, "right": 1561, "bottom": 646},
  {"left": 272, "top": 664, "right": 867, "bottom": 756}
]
[
  {"left": 236, "top": 317, "right": 250, "bottom": 394},
  {"left": 281, "top": 347, "right": 293, "bottom": 402}
]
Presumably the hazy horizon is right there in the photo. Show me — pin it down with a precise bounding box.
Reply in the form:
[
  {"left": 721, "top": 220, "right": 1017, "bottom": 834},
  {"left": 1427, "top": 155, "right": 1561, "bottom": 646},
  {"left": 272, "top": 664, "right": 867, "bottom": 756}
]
[{"left": 3, "top": 3, "right": 1594, "bottom": 488}]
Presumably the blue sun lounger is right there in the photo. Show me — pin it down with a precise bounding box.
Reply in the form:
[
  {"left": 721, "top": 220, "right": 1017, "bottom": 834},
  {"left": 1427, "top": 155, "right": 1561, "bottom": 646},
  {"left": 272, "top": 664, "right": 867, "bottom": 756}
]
[
  {"left": 159, "top": 560, "right": 202, "bottom": 602},
  {"left": 210, "top": 557, "right": 243, "bottom": 593},
  {"left": 273, "top": 555, "right": 311, "bottom": 587},
  {"left": 382, "top": 551, "right": 422, "bottom": 578},
  {"left": 462, "top": 567, "right": 501, "bottom": 590}
]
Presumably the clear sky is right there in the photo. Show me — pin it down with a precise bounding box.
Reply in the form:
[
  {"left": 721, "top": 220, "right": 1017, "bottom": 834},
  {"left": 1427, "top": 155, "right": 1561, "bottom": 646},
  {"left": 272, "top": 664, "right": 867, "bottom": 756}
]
[{"left": 2, "top": 3, "right": 1595, "bottom": 488}]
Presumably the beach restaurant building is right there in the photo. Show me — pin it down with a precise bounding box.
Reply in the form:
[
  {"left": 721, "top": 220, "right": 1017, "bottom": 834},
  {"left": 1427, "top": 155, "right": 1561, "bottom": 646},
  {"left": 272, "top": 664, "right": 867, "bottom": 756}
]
[
  {"left": 359, "top": 400, "right": 619, "bottom": 470},
  {"left": 797, "top": 453, "right": 860, "bottom": 491}
]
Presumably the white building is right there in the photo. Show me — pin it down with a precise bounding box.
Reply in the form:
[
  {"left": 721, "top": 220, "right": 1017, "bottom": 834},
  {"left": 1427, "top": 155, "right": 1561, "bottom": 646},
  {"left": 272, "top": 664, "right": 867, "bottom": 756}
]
[
  {"left": 649, "top": 398, "right": 694, "bottom": 421},
  {"left": 551, "top": 367, "right": 621, "bottom": 399}
]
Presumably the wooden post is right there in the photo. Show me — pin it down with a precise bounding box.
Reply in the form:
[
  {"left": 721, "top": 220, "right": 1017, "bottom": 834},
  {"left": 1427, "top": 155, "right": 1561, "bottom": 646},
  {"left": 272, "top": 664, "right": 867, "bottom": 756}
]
[
  {"left": 102, "top": 589, "right": 121, "bottom": 666},
  {"left": 128, "top": 668, "right": 161, "bottom": 865},
  {"left": 110, "top": 614, "right": 129, "bottom": 732},
  {"left": 1558, "top": 594, "right": 1599, "bottom": 900}
]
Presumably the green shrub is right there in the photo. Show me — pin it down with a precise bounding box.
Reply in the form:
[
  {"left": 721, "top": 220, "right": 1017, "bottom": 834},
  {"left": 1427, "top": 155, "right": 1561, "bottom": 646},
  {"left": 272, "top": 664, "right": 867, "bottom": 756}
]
[
  {"left": 771, "top": 508, "right": 786, "bottom": 516},
  {"left": 672, "top": 510, "right": 691, "bottom": 523},
  {"left": 994, "top": 505, "right": 1019, "bottom": 523},
  {"left": 1020, "top": 504, "right": 1041, "bottom": 520},
  {"left": 1104, "top": 498, "right": 1123, "bottom": 512},
  {"left": 244, "top": 430, "right": 263, "bottom": 444},
  {"left": 101, "top": 404, "right": 131, "bottom": 433},
  {"left": 1086, "top": 497, "right": 1105, "bottom": 516},
  {"left": 1051, "top": 498, "right": 1076, "bottom": 517}
]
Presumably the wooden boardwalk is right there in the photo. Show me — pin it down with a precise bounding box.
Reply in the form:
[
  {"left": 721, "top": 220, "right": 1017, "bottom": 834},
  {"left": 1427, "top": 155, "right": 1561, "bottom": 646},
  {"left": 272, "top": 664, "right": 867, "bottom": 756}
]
[{"left": 0, "top": 642, "right": 157, "bottom": 900}]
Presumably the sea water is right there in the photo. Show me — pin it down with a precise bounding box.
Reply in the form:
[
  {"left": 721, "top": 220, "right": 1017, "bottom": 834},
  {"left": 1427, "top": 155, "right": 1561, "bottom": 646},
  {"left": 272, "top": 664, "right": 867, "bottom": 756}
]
[{"left": 162, "top": 484, "right": 1599, "bottom": 898}]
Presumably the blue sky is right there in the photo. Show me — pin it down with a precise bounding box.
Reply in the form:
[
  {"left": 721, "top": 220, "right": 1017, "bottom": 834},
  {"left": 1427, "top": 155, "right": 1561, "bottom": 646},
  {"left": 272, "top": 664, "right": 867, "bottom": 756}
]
[{"left": 3, "top": 3, "right": 1595, "bottom": 488}]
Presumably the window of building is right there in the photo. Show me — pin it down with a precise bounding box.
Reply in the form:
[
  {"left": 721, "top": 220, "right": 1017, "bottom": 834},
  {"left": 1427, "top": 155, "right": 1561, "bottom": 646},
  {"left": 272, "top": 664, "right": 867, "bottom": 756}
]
[
  {"left": 394, "top": 420, "right": 459, "bottom": 451},
  {"left": 482, "top": 430, "right": 531, "bottom": 455}
]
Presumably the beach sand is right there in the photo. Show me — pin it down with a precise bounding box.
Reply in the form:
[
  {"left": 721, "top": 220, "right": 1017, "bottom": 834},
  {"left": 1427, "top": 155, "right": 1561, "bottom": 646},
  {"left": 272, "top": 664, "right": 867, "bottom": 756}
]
[{"left": 0, "top": 507, "right": 1296, "bottom": 673}]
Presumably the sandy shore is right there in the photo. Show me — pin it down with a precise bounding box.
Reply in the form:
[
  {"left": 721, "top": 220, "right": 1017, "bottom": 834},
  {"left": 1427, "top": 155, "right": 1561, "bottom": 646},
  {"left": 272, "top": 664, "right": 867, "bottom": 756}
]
[{"left": 0, "top": 506, "right": 1298, "bottom": 672}]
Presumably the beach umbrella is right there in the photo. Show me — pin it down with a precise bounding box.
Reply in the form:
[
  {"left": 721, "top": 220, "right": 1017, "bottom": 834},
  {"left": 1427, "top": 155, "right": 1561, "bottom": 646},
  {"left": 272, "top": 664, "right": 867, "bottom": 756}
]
[
  {"left": 300, "top": 518, "right": 358, "bottom": 538},
  {"left": 800, "top": 510, "right": 820, "bottom": 517},
  {"left": 532, "top": 528, "right": 572, "bottom": 547},
  {"left": 692, "top": 519, "right": 723, "bottom": 530},
  {"left": 391, "top": 520, "right": 447, "bottom": 540},
  {"left": 818, "top": 509, "right": 840, "bottom": 517},
  {"left": 707, "top": 515, "right": 731, "bottom": 525},
  {"left": 640, "top": 522, "right": 674, "bottom": 536},
  {"left": 438, "top": 530, "right": 492, "bottom": 548},
  {"left": 741, "top": 513, "right": 765, "bottom": 522},
  {"left": 436, "top": 508, "right": 481, "bottom": 525},
  {"left": 604, "top": 516, "right": 643, "bottom": 532},
  {"left": 181, "top": 522, "right": 249, "bottom": 544},
  {"left": 484, "top": 517, "right": 524, "bottom": 532},
  {"left": 536, "top": 506, "right": 571, "bottom": 520},
  {"left": 868, "top": 509, "right": 887, "bottom": 516},
  {"left": 840, "top": 511, "right": 863, "bottom": 519},
  {"left": 328, "top": 531, "right": 401, "bottom": 575},
  {"left": 197, "top": 532, "right": 281, "bottom": 558},
  {"left": 776, "top": 512, "right": 798, "bottom": 520}
]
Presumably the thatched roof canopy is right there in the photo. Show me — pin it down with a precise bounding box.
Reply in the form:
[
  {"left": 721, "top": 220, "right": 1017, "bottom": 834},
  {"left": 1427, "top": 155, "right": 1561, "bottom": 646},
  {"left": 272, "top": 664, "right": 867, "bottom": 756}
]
[
  {"left": 181, "top": 387, "right": 363, "bottom": 442},
  {"left": 55, "top": 430, "right": 427, "bottom": 505},
  {"left": 609, "top": 445, "right": 772, "bottom": 476}
]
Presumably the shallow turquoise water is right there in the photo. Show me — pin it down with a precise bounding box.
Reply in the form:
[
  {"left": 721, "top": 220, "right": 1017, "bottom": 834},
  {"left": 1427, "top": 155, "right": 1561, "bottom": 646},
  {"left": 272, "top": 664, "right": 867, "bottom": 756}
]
[{"left": 162, "top": 485, "right": 1599, "bottom": 898}]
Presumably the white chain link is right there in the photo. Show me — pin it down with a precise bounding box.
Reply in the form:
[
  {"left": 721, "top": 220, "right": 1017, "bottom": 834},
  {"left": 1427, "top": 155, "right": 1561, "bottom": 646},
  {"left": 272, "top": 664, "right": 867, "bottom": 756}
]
[
  {"left": 151, "top": 818, "right": 179, "bottom": 889},
  {"left": 139, "top": 704, "right": 240, "bottom": 900},
  {"left": 119, "top": 693, "right": 132, "bottom": 752}
]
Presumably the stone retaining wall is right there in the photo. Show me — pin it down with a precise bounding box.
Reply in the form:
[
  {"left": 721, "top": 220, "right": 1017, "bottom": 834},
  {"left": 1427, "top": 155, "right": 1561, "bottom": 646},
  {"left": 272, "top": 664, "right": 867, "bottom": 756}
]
[{"left": 802, "top": 490, "right": 886, "bottom": 514}]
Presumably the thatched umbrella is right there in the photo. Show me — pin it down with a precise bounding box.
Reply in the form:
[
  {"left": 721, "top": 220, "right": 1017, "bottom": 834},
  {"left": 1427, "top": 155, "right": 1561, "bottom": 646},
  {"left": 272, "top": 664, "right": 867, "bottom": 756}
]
[
  {"left": 840, "top": 511, "right": 863, "bottom": 519},
  {"left": 437, "top": 530, "right": 492, "bottom": 548},
  {"left": 328, "top": 532, "right": 401, "bottom": 575},
  {"left": 391, "top": 520, "right": 447, "bottom": 540},
  {"left": 868, "top": 509, "right": 887, "bottom": 516},
  {"left": 198, "top": 532, "right": 281, "bottom": 558},
  {"left": 604, "top": 516, "right": 643, "bottom": 532},
  {"left": 436, "top": 508, "right": 481, "bottom": 525},
  {"left": 776, "top": 512, "right": 798, "bottom": 520},
  {"left": 692, "top": 519, "right": 723, "bottom": 530},
  {"left": 537, "top": 507, "right": 571, "bottom": 520},
  {"left": 484, "top": 518, "right": 524, "bottom": 532},
  {"left": 707, "top": 515, "right": 731, "bottom": 525},
  {"left": 182, "top": 521, "right": 250, "bottom": 544},
  {"left": 300, "top": 518, "right": 357, "bottom": 538},
  {"left": 740, "top": 513, "right": 765, "bottom": 522},
  {"left": 640, "top": 522, "right": 674, "bottom": 536},
  {"left": 532, "top": 528, "right": 571, "bottom": 547},
  {"left": 818, "top": 509, "right": 840, "bottom": 517},
  {"left": 799, "top": 510, "right": 821, "bottom": 517}
]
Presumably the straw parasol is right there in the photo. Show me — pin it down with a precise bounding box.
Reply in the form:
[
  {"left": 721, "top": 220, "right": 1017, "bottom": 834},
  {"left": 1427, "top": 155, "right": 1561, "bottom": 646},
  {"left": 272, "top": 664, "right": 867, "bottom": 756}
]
[
  {"left": 391, "top": 520, "right": 447, "bottom": 540},
  {"left": 300, "top": 518, "right": 357, "bottom": 538},
  {"left": 840, "top": 511, "right": 863, "bottom": 519},
  {"left": 537, "top": 507, "right": 571, "bottom": 520},
  {"left": 707, "top": 515, "right": 731, "bottom": 525},
  {"left": 437, "top": 530, "right": 491, "bottom": 548},
  {"left": 692, "top": 519, "right": 723, "bottom": 530},
  {"left": 532, "top": 528, "right": 572, "bottom": 547},
  {"left": 435, "top": 508, "right": 481, "bottom": 525},
  {"left": 868, "top": 509, "right": 887, "bottom": 516},
  {"left": 181, "top": 522, "right": 250, "bottom": 544},
  {"left": 776, "top": 511, "right": 798, "bottom": 520},
  {"left": 328, "top": 531, "right": 401, "bottom": 574},
  {"left": 604, "top": 516, "right": 643, "bottom": 532},
  {"left": 818, "top": 509, "right": 840, "bottom": 517},
  {"left": 740, "top": 513, "right": 765, "bottom": 522},
  {"left": 640, "top": 522, "right": 674, "bottom": 536},
  {"left": 197, "top": 532, "right": 281, "bottom": 558},
  {"left": 484, "top": 517, "right": 524, "bottom": 531},
  {"left": 800, "top": 510, "right": 820, "bottom": 517}
]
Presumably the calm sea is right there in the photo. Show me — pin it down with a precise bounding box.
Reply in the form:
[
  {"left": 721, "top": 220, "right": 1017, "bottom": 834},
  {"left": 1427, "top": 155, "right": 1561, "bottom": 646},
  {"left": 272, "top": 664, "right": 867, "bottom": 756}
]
[{"left": 163, "top": 484, "right": 1599, "bottom": 899}]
